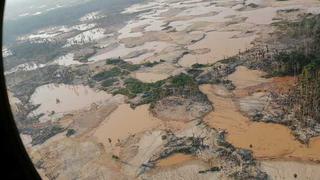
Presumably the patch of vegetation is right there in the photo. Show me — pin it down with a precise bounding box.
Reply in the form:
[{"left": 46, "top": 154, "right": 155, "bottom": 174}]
[
  {"left": 199, "top": 167, "right": 221, "bottom": 174},
  {"left": 142, "top": 60, "right": 164, "bottom": 67},
  {"left": 106, "top": 58, "right": 125, "bottom": 65},
  {"left": 219, "top": 57, "right": 238, "bottom": 64},
  {"left": 171, "top": 73, "right": 197, "bottom": 88},
  {"left": 66, "top": 129, "right": 76, "bottom": 137},
  {"left": 114, "top": 73, "right": 204, "bottom": 107},
  {"left": 106, "top": 58, "right": 140, "bottom": 71},
  {"left": 31, "top": 125, "right": 65, "bottom": 145},
  {"left": 191, "top": 63, "right": 210, "bottom": 69},
  {"left": 106, "top": 58, "right": 164, "bottom": 71},
  {"left": 101, "top": 78, "right": 118, "bottom": 87},
  {"left": 274, "top": 14, "right": 320, "bottom": 46},
  {"left": 112, "top": 155, "right": 120, "bottom": 160},
  {"left": 97, "top": 58, "right": 166, "bottom": 89},
  {"left": 115, "top": 78, "right": 165, "bottom": 99},
  {"left": 295, "top": 57, "right": 320, "bottom": 124},
  {"left": 289, "top": 15, "right": 320, "bottom": 43},
  {"left": 272, "top": 51, "right": 315, "bottom": 76},
  {"left": 272, "top": 14, "right": 320, "bottom": 130},
  {"left": 187, "top": 68, "right": 204, "bottom": 78},
  {"left": 272, "top": 15, "right": 320, "bottom": 77},
  {"left": 121, "top": 63, "right": 141, "bottom": 71},
  {"left": 76, "top": 50, "right": 96, "bottom": 63},
  {"left": 92, "top": 67, "right": 124, "bottom": 81}
]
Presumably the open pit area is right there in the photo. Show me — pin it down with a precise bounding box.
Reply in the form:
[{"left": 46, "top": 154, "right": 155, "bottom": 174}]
[{"left": 4, "top": 0, "right": 320, "bottom": 179}]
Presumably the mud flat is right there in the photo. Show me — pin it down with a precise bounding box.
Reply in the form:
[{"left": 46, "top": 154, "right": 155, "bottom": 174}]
[
  {"left": 133, "top": 62, "right": 183, "bottom": 83},
  {"left": 134, "top": 72, "right": 169, "bottom": 83},
  {"left": 62, "top": 95, "right": 125, "bottom": 136},
  {"left": 241, "top": 7, "right": 278, "bottom": 25},
  {"left": 179, "top": 31, "right": 255, "bottom": 67},
  {"left": 88, "top": 41, "right": 173, "bottom": 63},
  {"left": 93, "top": 104, "right": 161, "bottom": 147}
]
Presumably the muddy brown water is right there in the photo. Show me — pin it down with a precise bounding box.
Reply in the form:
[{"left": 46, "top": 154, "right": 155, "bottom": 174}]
[
  {"left": 30, "top": 84, "right": 112, "bottom": 118},
  {"left": 200, "top": 66, "right": 320, "bottom": 162},
  {"left": 201, "top": 84, "right": 320, "bottom": 161}
]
